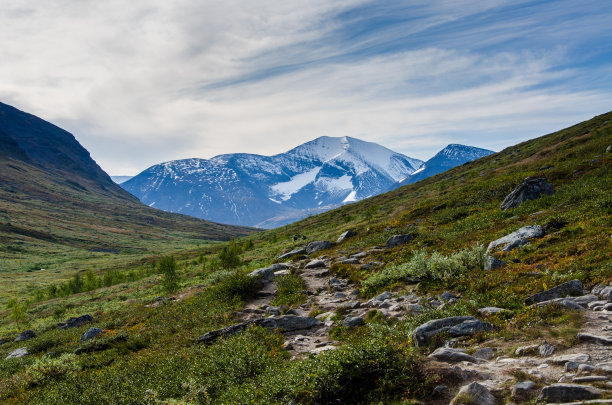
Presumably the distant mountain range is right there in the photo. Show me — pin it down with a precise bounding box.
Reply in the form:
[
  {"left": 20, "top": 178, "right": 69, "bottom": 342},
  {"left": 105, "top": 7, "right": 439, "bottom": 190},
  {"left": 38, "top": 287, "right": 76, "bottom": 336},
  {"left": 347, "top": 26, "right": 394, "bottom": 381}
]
[{"left": 121, "top": 137, "right": 493, "bottom": 228}]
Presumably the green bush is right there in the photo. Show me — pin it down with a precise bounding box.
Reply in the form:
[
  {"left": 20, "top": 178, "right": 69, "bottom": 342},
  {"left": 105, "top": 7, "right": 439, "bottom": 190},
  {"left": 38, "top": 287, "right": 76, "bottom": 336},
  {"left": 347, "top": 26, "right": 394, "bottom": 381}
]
[
  {"left": 217, "top": 240, "right": 242, "bottom": 269},
  {"left": 271, "top": 274, "right": 306, "bottom": 307},
  {"left": 159, "top": 256, "right": 179, "bottom": 293},
  {"left": 25, "top": 354, "right": 79, "bottom": 387}
]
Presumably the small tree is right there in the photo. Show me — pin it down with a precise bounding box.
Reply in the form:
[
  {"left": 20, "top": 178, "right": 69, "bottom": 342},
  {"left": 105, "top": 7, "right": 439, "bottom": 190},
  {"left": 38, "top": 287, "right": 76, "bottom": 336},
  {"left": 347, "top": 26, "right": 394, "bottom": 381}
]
[
  {"left": 158, "top": 255, "right": 179, "bottom": 293},
  {"left": 7, "top": 299, "right": 28, "bottom": 326},
  {"left": 217, "top": 240, "right": 242, "bottom": 270}
]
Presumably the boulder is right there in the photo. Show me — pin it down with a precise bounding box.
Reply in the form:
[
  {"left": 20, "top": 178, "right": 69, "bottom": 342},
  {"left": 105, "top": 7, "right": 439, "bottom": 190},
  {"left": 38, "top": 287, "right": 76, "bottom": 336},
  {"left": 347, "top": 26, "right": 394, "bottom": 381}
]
[
  {"left": 500, "top": 177, "right": 555, "bottom": 210},
  {"left": 478, "top": 307, "right": 508, "bottom": 317},
  {"left": 337, "top": 230, "right": 357, "bottom": 243},
  {"left": 524, "top": 279, "right": 583, "bottom": 305},
  {"left": 597, "top": 285, "right": 612, "bottom": 301},
  {"left": 484, "top": 255, "right": 506, "bottom": 271},
  {"left": 386, "top": 234, "right": 415, "bottom": 248},
  {"left": 5, "top": 347, "right": 28, "bottom": 360},
  {"left": 305, "top": 241, "right": 333, "bottom": 254},
  {"left": 428, "top": 347, "right": 478, "bottom": 363},
  {"left": 14, "top": 330, "right": 36, "bottom": 342},
  {"left": 59, "top": 314, "right": 94, "bottom": 330},
  {"left": 80, "top": 327, "right": 104, "bottom": 342},
  {"left": 487, "top": 225, "right": 544, "bottom": 253},
  {"left": 548, "top": 353, "right": 590, "bottom": 365},
  {"left": 573, "top": 294, "right": 599, "bottom": 306},
  {"left": 572, "top": 376, "right": 609, "bottom": 383},
  {"left": 538, "top": 341, "right": 556, "bottom": 357},
  {"left": 450, "top": 382, "right": 496, "bottom": 405},
  {"left": 343, "top": 316, "right": 365, "bottom": 328},
  {"left": 473, "top": 347, "right": 495, "bottom": 360},
  {"left": 439, "top": 291, "right": 456, "bottom": 301},
  {"left": 305, "top": 259, "right": 326, "bottom": 269},
  {"left": 577, "top": 333, "right": 612, "bottom": 346},
  {"left": 413, "top": 316, "right": 492, "bottom": 347},
  {"left": 248, "top": 263, "right": 288, "bottom": 282},
  {"left": 535, "top": 298, "right": 584, "bottom": 311},
  {"left": 538, "top": 384, "right": 601, "bottom": 403},
  {"left": 341, "top": 258, "right": 360, "bottom": 265},
  {"left": 278, "top": 248, "right": 307, "bottom": 260},
  {"left": 512, "top": 381, "right": 536, "bottom": 401}
]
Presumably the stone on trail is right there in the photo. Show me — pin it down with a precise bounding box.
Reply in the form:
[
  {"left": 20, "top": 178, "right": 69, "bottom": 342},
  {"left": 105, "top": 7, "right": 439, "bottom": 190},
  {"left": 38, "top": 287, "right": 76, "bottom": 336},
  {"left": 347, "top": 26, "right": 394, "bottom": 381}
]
[
  {"left": 305, "top": 259, "right": 326, "bottom": 269},
  {"left": 500, "top": 177, "right": 555, "bottom": 210},
  {"left": 449, "top": 382, "right": 496, "bottom": 405},
  {"left": 385, "top": 234, "right": 415, "bottom": 248},
  {"left": 538, "top": 341, "right": 556, "bottom": 357},
  {"left": 473, "top": 347, "right": 495, "bottom": 360},
  {"left": 478, "top": 307, "right": 508, "bottom": 317},
  {"left": 413, "top": 316, "right": 493, "bottom": 347},
  {"left": 278, "top": 248, "right": 306, "bottom": 260},
  {"left": 548, "top": 353, "right": 590, "bottom": 365},
  {"left": 343, "top": 316, "right": 365, "bottom": 328},
  {"left": 428, "top": 347, "right": 479, "bottom": 363},
  {"left": 538, "top": 384, "right": 601, "bottom": 403},
  {"left": 524, "top": 279, "right": 583, "bottom": 305},
  {"left": 487, "top": 225, "right": 544, "bottom": 253},
  {"left": 512, "top": 381, "right": 536, "bottom": 401},
  {"left": 248, "top": 263, "right": 289, "bottom": 282},
  {"left": 577, "top": 333, "right": 612, "bottom": 346}
]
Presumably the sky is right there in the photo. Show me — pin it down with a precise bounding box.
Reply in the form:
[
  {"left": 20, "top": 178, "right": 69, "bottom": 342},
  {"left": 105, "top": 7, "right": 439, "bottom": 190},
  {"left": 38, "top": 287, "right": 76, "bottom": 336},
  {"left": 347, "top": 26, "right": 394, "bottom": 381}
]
[{"left": 1, "top": 0, "right": 611, "bottom": 175}]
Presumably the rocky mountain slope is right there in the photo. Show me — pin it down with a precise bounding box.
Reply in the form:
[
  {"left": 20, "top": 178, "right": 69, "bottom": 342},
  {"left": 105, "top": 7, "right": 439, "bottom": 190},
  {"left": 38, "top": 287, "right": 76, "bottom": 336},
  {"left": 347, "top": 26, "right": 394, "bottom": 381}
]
[
  {"left": 0, "top": 101, "right": 255, "bottom": 293},
  {"left": 121, "top": 137, "right": 492, "bottom": 228}
]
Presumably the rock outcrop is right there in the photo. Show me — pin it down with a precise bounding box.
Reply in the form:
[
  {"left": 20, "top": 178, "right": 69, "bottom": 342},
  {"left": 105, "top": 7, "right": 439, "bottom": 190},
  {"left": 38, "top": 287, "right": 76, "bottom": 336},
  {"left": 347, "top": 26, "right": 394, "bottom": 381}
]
[
  {"left": 500, "top": 177, "right": 555, "bottom": 210},
  {"left": 413, "top": 316, "right": 492, "bottom": 347},
  {"left": 386, "top": 234, "right": 415, "bottom": 248},
  {"left": 58, "top": 314, "right": 94, "bottom": 330},
  {"left": 487, "top": 225, "right": 544, "bottom": 252},
  {"left": 524, "top": 279, "right": 583, "bottom": 305}
]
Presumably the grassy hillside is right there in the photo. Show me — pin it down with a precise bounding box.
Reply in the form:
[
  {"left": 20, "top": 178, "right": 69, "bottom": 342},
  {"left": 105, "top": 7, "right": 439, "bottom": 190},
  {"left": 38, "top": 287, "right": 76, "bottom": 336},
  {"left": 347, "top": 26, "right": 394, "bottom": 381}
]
[{"left": 0, "top": 112, "right": 610, "bottom": 404}]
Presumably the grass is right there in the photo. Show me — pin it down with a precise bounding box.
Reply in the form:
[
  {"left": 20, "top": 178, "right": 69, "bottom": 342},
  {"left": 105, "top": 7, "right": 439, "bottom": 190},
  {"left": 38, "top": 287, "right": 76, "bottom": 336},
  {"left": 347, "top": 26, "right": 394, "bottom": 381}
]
[{"left": 0, "top": 112, "right": 611, "bottom": 403}]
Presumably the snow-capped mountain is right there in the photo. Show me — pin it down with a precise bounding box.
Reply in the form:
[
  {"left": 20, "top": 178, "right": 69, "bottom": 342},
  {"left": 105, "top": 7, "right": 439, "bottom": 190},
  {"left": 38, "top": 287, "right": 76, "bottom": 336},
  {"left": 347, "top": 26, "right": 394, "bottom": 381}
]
[
  {"left": 392, "top": 144, "right": 494, "bottom": 187},
  {"left": 121, "top": 136, "right": 423, "bottom": 228}
]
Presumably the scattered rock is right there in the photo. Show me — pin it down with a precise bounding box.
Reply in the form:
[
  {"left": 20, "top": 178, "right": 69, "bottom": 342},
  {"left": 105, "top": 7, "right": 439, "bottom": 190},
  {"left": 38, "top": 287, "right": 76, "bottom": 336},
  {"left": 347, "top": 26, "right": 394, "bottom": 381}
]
[
  {"left": 512, "top": 381, "right": 536, "bottom": 401},
  {"left": 248, "top": 263, "right": 289, "bottom": 282},
  {"left": 548, "top": 353, "right": 590, "bottom": 365},
  {"left": 450, "top": 382, "right": 496, "bottom": 405},
  {"left": 5, "top": 347, "right": 28, "bottom": 360},
  {"left": 350, "top": 252, "right": 367, "bottom": 259},
  {"left": 14, "top": 330, "right": 36, "bottom": 342},
  {"left": 473, "top": 347, "right": 495, "bottom": 360},
  {"left": 375, "top": 291, "right": 392, "bottom": 301},
  {"left": 524, "top": 279, "right": 583, "bottom": 305},
  {"left": 413, "top": 316, "right": 493, "bottom": 347},
  {"left": 428, "top": 347, "right": 479, "bottom": 363},
  {"left": 343, "top": 316, "right": 365, "bottom": 328},
  {"left": 515, "top": 344, "right": 539, "bottom": 356},
  {"left": 80, "top": 327, "right": 104, "bottom": 341},
  {"left": 539, "top": 341, "right": 556, "bottom": 357},
  {"left": 487, "top": 225, "right": 545, "bottom": 253},
  {"left": 484, "top": 255, "right": 506, "bottom": 271},
  {"left": 305, "top": 259, "right": 326, "bottom": 269},
  {"left": 572, "top": 376, "right": 609, "bottom": 383},
  {"left": 432, "top": 384, "right": 449, "bottom": 397},
  {"left": 536, "top": 298, "right": 585, "bottom": 311},
  {"left": 439, "top": 291, "right": 456, "bottom": 301},
  {"left": 198, "top": 316, "right": 322, "bottom": 345},
  {"left": 343, "top": 300, "right": 361, "bottom": 309},
  {"left": 305, "top": 241, "right": 333, "bottom": 254},
  {"left": 573, "top": 294, "right": 599, "bottom": 306},
  {"left": 278, "top": 248, "right": 307, "bottom": 260},
  {"left": 341, "top": 258, "right": 360, "bottom": 265},
  {"left": 0, "top": 339, "right": 9, "bottom": 346},
  {"left": 577, "top": 333, "right": 612, "bottom": 346},
  {"left": 597, "top": 286, "right": 612, "bottom": 301},
  {"left": 337, "top": 230, "right": 357, "bottom": 243},
  {"left": 59, "top": 314, "right": 94, "bottom": 330},
  {"left": 566, "top": 361, "right": 581, "bottom": 372},
  {"left": 478, "top": 307, "right": 508, "bottom": 317},
  {"left": 385, "top": 234, "right": 415, "bottom": 248},
  {"left": 500, "top": 177, "right": 555, "bottom": 210},
  {"left": 538, "top": 383, "right": 601, "bottom": 403}
]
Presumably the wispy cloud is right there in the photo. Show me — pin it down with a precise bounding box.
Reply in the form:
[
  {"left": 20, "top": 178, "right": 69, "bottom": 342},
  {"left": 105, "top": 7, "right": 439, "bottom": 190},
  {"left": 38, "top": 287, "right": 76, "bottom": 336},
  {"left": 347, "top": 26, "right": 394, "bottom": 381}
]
[{"left": 0, "top": 0, "right": 611, "bottom": 174}]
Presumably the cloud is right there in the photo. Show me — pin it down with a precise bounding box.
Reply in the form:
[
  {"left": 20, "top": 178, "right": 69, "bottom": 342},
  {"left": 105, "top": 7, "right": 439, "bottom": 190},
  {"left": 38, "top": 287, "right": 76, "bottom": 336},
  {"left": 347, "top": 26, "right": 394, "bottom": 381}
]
[{"left": 0, "top": 0, "right": 611, "bottom": 174}]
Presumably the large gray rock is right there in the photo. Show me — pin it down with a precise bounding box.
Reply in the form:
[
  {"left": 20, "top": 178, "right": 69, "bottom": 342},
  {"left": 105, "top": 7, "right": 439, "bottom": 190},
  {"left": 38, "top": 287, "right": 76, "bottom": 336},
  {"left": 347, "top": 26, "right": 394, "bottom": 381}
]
[
  {"left": 386, "top": 234, "right": 415, "bottom": 248},
  {"left": 278, "top": 248, "right": 307, "bottom": 260},
  {"left": 59, "top": 314, "right": 94, "bottom": 330},
  {"left": 473, "top": 347, "right": 495, "bottom": 360},
  {"left": 478, "top": 307, "right": 508, "bottom": 317},
  {"left": 428, "top": 347, "right": 478, "bottom": 363},
  {"left": 548, "top": 353, "right": 590, "bottom": 365},
  {"left": 5, "top": 347, "right": 28, "bottom": 360},
  {"left": 198, "top": 316, "right": 322, "bottom": 345},
  {"left": 512, "top": 381, "right": 536, "bottom": 401},
  {"left": 538, "top": 384, "right": 601, "bottom": 403},
  {"left": 413, "top": 316, "right": 493, "bottom": 347},
  {"left": 305, "top": 259, "right": 326, "bottom": 269},
  {"left": 577, "top": 333, "right": 612, "bottom": 346},
  {"left": 305, "top": 241, "right": 333, "bottom": 254},
  {"left": 14, "top": 330, "right": 36, "bottom": 342},
  {"left": 248, "top": 263, "right": 289, "bottom": 282},
  {"left": 343, "top": 316, "right": 365, "bottom": 328},
  {"left": 337, "top": 230, "right": 357, "bottom": 243},
  {"left": 484, "top": 255, "right": 506, "bottom": 271},
  {"left": 597, "top": 285, "right": 612, "bottom": 301},
  {"left": 487, "top": 225, "right": 544, "bottom": 253},
  {"left": 524, "top": 279, "right": 583, "bottom": 305},
  {"left": 500, "top": 177, "right": 555, "bottom": 210},
  {"left": 80, "top": 327, "right": 104, "bottom": 341},
  {"left": 450, "top": 382, "right": 496, "bottom": 405}
]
